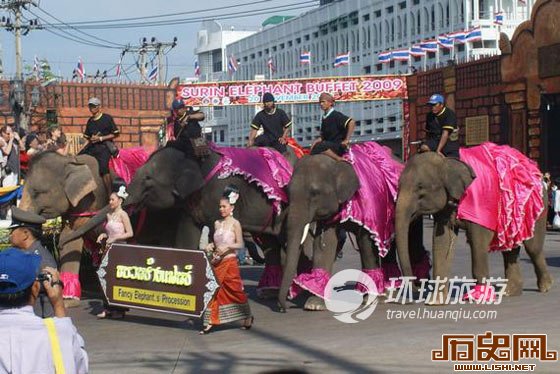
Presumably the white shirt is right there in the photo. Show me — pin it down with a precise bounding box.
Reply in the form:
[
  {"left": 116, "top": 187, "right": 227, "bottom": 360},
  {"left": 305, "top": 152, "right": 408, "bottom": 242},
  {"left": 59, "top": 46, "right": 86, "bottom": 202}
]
[{"left": 0, "top": 306, "right": 88, "bottom": 374}]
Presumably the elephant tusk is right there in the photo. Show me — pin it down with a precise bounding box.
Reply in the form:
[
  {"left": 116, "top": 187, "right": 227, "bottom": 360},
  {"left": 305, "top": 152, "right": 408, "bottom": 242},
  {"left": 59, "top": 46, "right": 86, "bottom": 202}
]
[{"left": 300, "top": 223, "right": 311, "bottom": 245}]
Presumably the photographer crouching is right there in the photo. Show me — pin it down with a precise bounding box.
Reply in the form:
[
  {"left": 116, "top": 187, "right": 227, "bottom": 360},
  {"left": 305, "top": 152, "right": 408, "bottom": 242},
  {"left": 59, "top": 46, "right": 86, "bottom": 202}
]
[
  {"left": 0, "top": 249, "right": 88, "bottom": 373},
  {"left": 8, "top": 207, "right": 57, "bottom": 318}
]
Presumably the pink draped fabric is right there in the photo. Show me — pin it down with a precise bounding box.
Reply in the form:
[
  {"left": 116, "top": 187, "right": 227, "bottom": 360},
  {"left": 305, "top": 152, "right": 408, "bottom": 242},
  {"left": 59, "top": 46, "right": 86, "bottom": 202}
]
[
  {"left": 458, "top": 142, "right": 544, "bottom": 251},
  {"left": 360, "top": 268, "right": 385, "bottom": 295},
  {"left": 337, "top": 142, "right": 404, "bottom": 257},
  {"left": 462, "top": 284, "right": 496, "bottom": 303},
  {"left": 382, "top": 262, "right": 403, "bottom": 289},
  {"left": 289, "top": 268, "right": 330, "bottom": 299},
  {"left": 60, "top": 272, "right": 81, "bottom": 300},
  {"left": 109, "top": 147, "right": 152, "bottom": 185},
  {"left": 209, "top": 145, "right": 293, "bottom": 214}
]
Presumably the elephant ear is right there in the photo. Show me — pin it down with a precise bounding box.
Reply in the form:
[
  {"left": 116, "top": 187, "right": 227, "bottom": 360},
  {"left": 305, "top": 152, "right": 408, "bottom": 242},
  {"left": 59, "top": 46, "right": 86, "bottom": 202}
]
[
  {"left": 64, "top": 161, "right": 98, "bottom": 207},
  {"left": 173, "top": 165, "right": 205, "bottom": 200},
  {"left": 334, "top": 162, "right": 359, "bottom": 204},
  {"left": 444, "top": 159, "right": 476, "bottom": 201}
]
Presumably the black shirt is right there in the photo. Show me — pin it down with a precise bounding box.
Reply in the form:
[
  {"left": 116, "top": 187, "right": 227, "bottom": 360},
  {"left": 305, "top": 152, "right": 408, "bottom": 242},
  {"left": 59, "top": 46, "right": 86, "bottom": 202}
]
[
  {"left": 83, "top": 113, "right": 120, "bottom": 139},
  {"left": 173, "top": 107, "right": 202, "bottom": 140},
  {"left": 251, "top": 108, "right": 292, "bottom": 139},
  {"left": 425, "top": 107, "right": 458, "bottom": 140},
  {"left": 320, "top": 110, "right": 352, "bottom": 143}
]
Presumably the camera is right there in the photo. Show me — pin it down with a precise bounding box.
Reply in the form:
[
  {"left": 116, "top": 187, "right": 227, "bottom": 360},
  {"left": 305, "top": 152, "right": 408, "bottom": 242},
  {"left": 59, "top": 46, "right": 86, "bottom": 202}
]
[{"left": 37, "top": 272, "right": 53, "bottom": 294}]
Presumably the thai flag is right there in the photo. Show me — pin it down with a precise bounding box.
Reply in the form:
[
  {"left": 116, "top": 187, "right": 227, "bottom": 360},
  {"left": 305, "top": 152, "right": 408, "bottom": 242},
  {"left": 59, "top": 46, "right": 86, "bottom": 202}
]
[
  {"left": 494, "top": 12, "right": 504, "bottom": 25},
  {"left": 466, "top": 27, "right": 483, "bottom": 42},
  {"left": 300, "top": 51, "right": 311, "bottom": 64},
  {"left": 420, "top": 40, "right": 438, "bottom": 52},
  {"left": 378, "top": 51, "right": 392, "bottom": 63},
  {"left": 437, "top": 35, "right": 454, "bottom": 49},
  {"left": 75, "top": 58, "right": 85, "bottom": 79},
  {"left": 410, "top": 45, "right": 426, "bottom": 57},
  {"left": 447, "top": 31, "right": 466, "bottom": 44},
  {"left": 148, "top": 65, "right": 158, "bottom": 81},
  {"left": 333, "top": 52, "right": 350, "bottom": 67},
  {"left": 392, "top": 49, "right": 410, "bottom": 61},
  {"left": 268, "top": 56, "right": 276, "bottom": 73},
  {"left": 227, "top": 55, "right": 238, "bottom": 74},
  {"left": 194, "top": 60, "right": 201, "bottom": 76}
]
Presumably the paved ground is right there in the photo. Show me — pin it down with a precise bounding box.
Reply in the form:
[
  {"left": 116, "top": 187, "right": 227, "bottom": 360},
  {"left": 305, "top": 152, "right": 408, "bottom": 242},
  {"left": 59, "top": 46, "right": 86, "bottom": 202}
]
[{"left": 69, "top": 221, "right": 560, "bottom": 373}]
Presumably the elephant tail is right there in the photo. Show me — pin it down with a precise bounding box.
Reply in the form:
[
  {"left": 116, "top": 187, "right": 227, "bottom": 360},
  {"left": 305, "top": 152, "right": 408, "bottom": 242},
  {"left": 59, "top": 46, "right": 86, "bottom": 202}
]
[{"left": 59, "top": 205, "right": 111, "bottom": 247}]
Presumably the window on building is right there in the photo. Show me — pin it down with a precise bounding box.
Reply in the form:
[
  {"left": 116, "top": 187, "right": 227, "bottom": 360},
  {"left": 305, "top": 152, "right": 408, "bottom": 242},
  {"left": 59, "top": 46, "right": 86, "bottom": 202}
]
[
  {"left": 442, "top": 49, "right": 450, "bottom": 55},
  {"left": 288, "top": 41, "right": 293, "bottom": 47},
  {"left": 258, "top": 51, "right": 262, "bottom": 57},
  {"left": 272, "top": 46, "right": 277, "bottom": 51},
  {"left": 364, "top": 65, "right": 371, "bottom": 74},
  {"left": 374, "top": 10, "right": 381, "bottom": 18},
  {"left": 280, "top": 43, "right": 285, "bottom": 49},
  {"left": 376, "top": 128, "right": 384, "bottom": 133},
  {"left": 352, "top": 18, "right": 359, "bottom": 25},
  {"left": 296, "top": 37, "right": 301, "bottom": 44},
  {"left": 388, "top": 127, "right": 397, "bottom": 132},
  {"left": 401, "top": 60, "right": 408, "bottom": 65},
  {"left": 366, "top": 119, "right": 373, "bottom": 125},
  {"left": 458, "top": 44, "right": 465, "bottom": 52},
  {"left": 377, "top": 118, "right": 384, "bottom": 123},
  {"left": 376, "top": 63, "right": 382, "bottom": 71},
  {"left": 342, "top": 22, "right": 348, "bottom": 29},
  {"left": 363, "top": 14, "right": 370, "bottom": 21},
  {"left": 428, "top": 52, "right": 435, "bottom": 59},
  {"left": 389, "top": 116, "right": 397, "bottom": 122},
  {"left": 219, "top": 130, "right": 224, "bottom": 142},
  {"left": 265, "top": 48, "right": 269, "bottom": 54},
  {"left": 389, "top": 61, "right": 395, "bottom": 68},
  {"left": 399, "top": 1, "right": 406, "bottom": 9},
  {"left": 355, "top": 120, "right": 361, "bottom": 127},
  {"left": 413, "top": 0, "right": 419, "bottom": 4},
  {"left": 386, "top": 6, "right": 393, "bottom": 14},
  {"left": 243, "top": 56, "right": 248, "bottom": 62},
  {"left": 365, "top": 129, "right": 373, "bottom": 134}
]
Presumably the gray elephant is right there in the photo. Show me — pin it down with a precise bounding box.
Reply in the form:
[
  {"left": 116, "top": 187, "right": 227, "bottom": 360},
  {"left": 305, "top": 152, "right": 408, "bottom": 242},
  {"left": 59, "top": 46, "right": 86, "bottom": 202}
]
[
  {"left": 395, "top": 152, "right": 553, "bottom": 302},
  {"left": 278, "top": 153, "right": 427, "bottom": 312},
  {"left": 19, "top": 151, "right": 177, "bottom": 304},
  {"left": 62, "top": 146, "right": 304, "bottom": 296}
]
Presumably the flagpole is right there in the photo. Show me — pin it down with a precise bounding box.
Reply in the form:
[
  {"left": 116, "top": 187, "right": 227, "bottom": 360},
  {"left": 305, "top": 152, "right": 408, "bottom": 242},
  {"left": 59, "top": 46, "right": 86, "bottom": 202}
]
[{"left": 347, "top": 51, "right": 350, "bottom": 77}]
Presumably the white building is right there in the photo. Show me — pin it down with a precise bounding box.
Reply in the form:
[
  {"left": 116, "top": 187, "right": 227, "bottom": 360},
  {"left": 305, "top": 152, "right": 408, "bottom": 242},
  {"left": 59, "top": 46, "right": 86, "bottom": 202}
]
[
  {"left": 194, "top": 20, "right": 257, "bottom": 145},
  {"left": 198, "top": 0, "right": 535, "bottom": 152}
]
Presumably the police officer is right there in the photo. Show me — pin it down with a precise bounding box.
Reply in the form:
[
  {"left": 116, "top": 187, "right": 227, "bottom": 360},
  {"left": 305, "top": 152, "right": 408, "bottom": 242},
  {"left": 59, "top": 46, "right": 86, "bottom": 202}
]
[
  {"left": 247, "top": 92, "right": 292, "bottom": 153},
  {"left": 420, "top": 93, "right": 459, "bottom": 157},
  {"left": 169, "top": 98, "right": 206, "bottom": 158},
  {"left": 8, "top": 206, "right": 57, "bottom": 318}
]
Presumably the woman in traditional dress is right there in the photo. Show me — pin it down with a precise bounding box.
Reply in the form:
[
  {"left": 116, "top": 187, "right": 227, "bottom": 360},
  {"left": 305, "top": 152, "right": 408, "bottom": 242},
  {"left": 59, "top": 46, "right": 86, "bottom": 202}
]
[{"left": 200, "top": 186, "right": 253, "bottom": 334}]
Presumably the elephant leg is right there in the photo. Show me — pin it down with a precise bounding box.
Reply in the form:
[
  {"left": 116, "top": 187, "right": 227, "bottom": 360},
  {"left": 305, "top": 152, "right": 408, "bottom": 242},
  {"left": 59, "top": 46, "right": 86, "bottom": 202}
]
[
  {"left": 304, "top": 224, "right": 338, "bottom": 311},
  {"left": 502, "top": 247, "right": 523, "bottom": 296},
  {"left": 59, "top": 225, "right": 85, "bottom": 307},
  {"left": 428, "top": 217, "right": 458, "bottom": 305},
  {"left": 409, "top": 217, "right": 431, "bottom": 280},
  {"left": 256, "top": 235, "right": 283, "bottom": 300},
  {"left": 465, "top": 223, "right": 493, "bottom": 283},
  {"left": 175, "top": 213, "right": 202, "bottom": 249},
  {"left": 523, "top": 217, "right": 554, "bottom": 292}
]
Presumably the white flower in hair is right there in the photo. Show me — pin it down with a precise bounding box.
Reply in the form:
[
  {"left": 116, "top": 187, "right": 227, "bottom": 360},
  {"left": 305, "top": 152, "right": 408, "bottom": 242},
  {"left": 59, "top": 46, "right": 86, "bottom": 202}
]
[
  {"left": 117, "top": 185, "right": 129, "bottom": 200},
  {"left": 228, "top": 191, "right": 239, "bottom": 205}
]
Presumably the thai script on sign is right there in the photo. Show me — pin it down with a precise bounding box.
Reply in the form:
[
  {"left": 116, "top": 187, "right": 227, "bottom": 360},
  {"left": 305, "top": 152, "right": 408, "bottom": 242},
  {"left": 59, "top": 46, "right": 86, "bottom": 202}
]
[
  {"left": 116, "top": 257, "right": 193, "bottom": 287},
  {"left": 176, "top": 75, "right": 408, "bottom": 107}
]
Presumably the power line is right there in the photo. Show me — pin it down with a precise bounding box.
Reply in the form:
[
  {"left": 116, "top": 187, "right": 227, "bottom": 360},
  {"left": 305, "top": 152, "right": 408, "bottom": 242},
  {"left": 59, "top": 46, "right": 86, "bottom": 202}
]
[
  {"left": 38, "top": 1, "right": 319, "bottom": 30},
  {"left": 44, "top": 0, "right": 274, "bottom": 26}
]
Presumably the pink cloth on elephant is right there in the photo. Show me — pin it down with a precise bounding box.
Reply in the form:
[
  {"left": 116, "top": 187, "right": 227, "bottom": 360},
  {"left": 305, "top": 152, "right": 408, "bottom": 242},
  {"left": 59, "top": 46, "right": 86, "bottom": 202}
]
[
  {"left": 458, "top": 142, "right": 544, "bottom": 251},
  {"left": 209, "top": 144, "right": 293, "bottom": 214},
  {"left": 336, "top": 142, "right": 403, "bottom": 257},
  {"left": 109, "top": 146, "right": 152, "bottom": 185},
  {"left": 257, "top": 264, "right": 283, "bottom": 292},
  {"left": 60, "top": 272, "right": 81, "bottom": 299},
  {"left": 289, "top": 268, "right": 330, "bottom": 299}
]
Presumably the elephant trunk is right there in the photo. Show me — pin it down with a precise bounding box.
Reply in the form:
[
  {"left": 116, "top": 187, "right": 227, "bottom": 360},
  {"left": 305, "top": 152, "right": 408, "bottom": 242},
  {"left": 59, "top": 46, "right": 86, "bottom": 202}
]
[
  {"left": 278, "top": 207, "right": 313, "bottom": 312},
  {"left": 395, "top": 193, "right": 417, "bottom": 278},
  {"left": 59, "top": 205, "right": 111, "bottom": 247}
]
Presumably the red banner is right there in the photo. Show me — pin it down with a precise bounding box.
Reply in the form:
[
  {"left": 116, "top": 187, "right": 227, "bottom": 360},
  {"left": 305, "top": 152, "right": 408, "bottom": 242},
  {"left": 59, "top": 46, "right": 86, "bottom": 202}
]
[{"left": 176, "top": 75, "right": 408, "bottom": 107}]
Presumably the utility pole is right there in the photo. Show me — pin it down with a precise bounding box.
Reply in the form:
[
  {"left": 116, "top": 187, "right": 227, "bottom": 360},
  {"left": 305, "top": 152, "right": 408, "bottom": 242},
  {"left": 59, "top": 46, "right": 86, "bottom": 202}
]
[
  {"left": 125, "top": 36, "right": 177, "bottom": 84},
  {"left": 0, "top": 1, "right": 41, "bottom": 79}
]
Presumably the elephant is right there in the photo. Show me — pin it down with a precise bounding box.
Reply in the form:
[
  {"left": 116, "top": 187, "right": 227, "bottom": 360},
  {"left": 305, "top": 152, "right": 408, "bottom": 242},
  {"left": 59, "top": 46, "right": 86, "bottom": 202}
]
[
  {"left": 278, "top": 154, "right": 427, "bottom": 312},
  {"left": 19, "top": 151, "right": 178, "bottom": 305},
  {"left": 395, "top": 152, "right": 554, "bottom": 302},
  {"left": 62, "top": 146, "right": 306, "bottom": 297}
]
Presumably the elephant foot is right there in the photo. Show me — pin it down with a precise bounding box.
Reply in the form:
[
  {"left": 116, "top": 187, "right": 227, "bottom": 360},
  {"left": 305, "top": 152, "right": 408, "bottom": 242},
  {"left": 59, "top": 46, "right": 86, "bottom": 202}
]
[
  {"left": 538, "top": 274, "right": 554, "bottom": 293},
  {"left": 63, "top": 298, "right": 81, "bottom": 308},
  {"left": 257, "top": 288, "right": 279, "bottom": 300},
  {"left": 504, "top": 280, "right": 523, "bottom": 297},
  {"left": 304, "top": 296, "right": 327, "bottom": 311}
]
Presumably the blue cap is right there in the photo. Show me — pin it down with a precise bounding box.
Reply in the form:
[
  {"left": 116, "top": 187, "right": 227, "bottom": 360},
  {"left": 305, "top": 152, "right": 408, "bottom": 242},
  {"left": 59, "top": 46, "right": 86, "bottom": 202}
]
[
  {"left": 172, "top": 99, "right": 186, "bottom": 110},
  {"left": 262, "top": 92, "right": 275, "bottom": 103},
  {"left": 0, "top": 248, "right": 41, "bottom": 294},
  {"left": 427, "top": 94, "right": 445, "bottom": 105}
]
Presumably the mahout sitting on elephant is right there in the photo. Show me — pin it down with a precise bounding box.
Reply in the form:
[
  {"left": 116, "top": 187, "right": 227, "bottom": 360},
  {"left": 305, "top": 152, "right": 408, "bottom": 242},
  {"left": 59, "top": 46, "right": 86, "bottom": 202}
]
[
  {"left": 395, "top": 143, "right": 553, "bottom": 304},
  {"left": 278, "top": 141, "right": 429, "bottom": 312}
]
